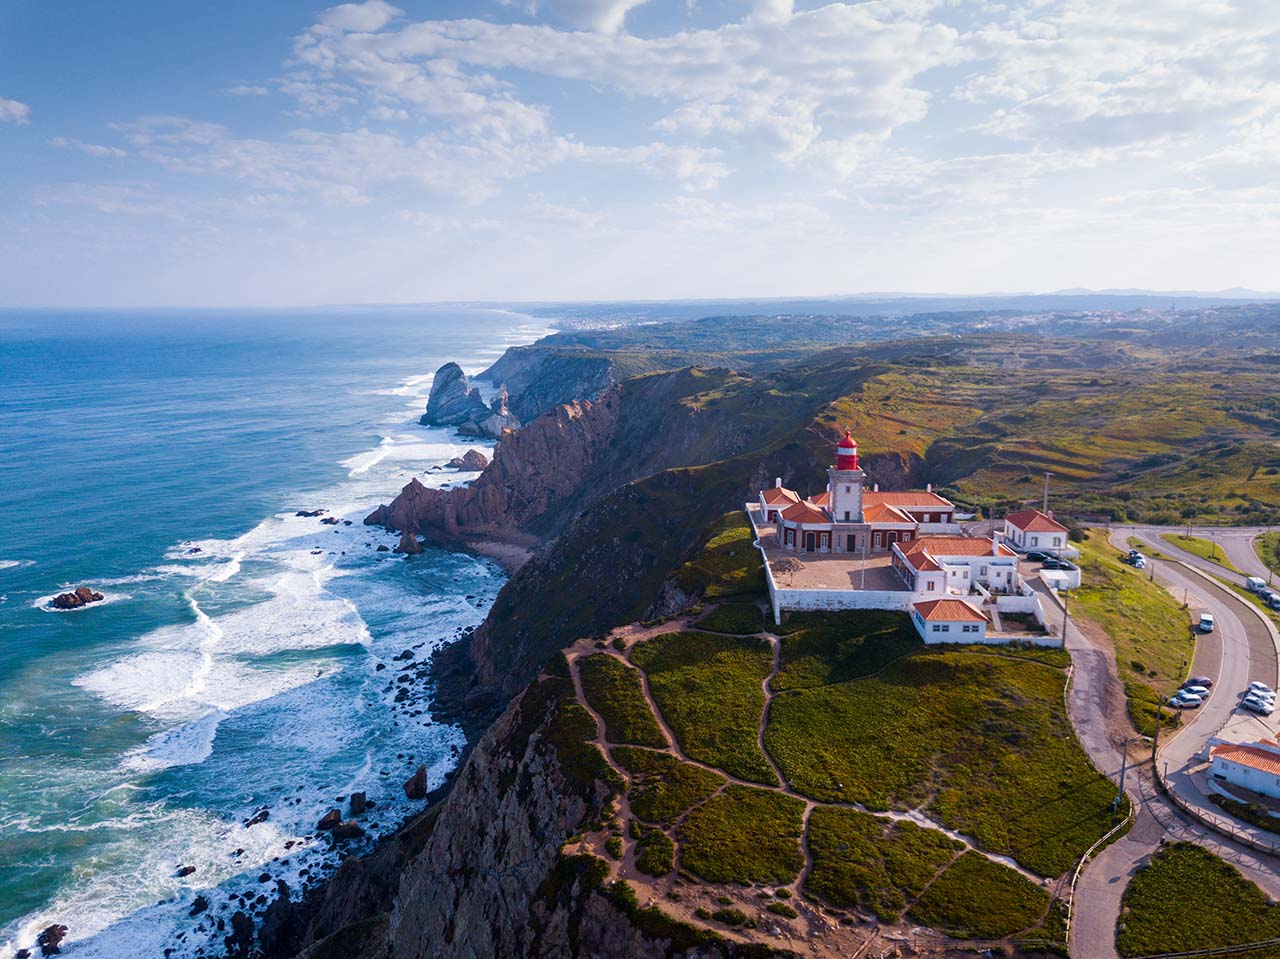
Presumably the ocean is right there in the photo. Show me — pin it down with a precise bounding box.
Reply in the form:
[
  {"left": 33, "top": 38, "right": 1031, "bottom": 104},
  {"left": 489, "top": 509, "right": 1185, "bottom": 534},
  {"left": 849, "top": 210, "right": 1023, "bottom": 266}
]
[{"left": 0, "top": 306, "right": 549, "bottom": 956}]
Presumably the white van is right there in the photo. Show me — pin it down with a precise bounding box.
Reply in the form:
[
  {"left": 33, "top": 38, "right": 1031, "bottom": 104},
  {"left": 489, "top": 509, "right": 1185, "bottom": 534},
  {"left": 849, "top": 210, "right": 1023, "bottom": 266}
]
[
  {"left": 1198, "top": 613, "right": 1216, "bottom": 633},
  {"left": 1246, "top": 576, "right": 1266, "bottom": 593}
]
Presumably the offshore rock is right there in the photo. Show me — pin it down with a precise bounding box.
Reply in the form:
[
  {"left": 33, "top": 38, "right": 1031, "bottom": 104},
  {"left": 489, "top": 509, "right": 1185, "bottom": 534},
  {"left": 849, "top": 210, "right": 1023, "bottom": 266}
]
[
  {"left": 403, "top": 764, "right": 428, "bottom": 800},
  {"left": 445, "top": 449, "right": 489, "bottom": 471},
  {"left": 394, "top": 529, "right": 424, "bottom": 555},
  {"left": 50, "top": 587, "right": 103, "bottom": 610},
  {"left": 420, "top": 363, "right": 490, "bottom": 428},
  {"left": 35, "top": 925, "right": 67, "bottom": 956}
]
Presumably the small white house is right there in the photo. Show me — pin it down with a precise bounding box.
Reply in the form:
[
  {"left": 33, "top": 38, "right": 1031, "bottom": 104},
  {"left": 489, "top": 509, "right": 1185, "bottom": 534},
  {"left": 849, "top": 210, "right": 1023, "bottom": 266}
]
[
  {"left": 911, "top": 598, "right": 989, "bottom": 643},
  {"left": 1004, "top": 508, "right": 1069, "bottom": 554},
  {"left": 1210, "top": 740, "right": 1280, "bottom": 800}
]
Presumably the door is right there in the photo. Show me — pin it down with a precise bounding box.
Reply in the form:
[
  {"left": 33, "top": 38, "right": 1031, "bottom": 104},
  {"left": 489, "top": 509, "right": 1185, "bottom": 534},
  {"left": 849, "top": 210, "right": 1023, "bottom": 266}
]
[{"left": 804, "top": 531, "right": 816, "bottom": 552}]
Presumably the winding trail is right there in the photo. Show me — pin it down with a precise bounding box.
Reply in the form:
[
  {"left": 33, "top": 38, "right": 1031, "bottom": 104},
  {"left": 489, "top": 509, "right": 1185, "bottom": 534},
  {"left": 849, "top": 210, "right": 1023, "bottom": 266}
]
[{"left": 566, "top": 628, "right": 1050, "bottom": 890}]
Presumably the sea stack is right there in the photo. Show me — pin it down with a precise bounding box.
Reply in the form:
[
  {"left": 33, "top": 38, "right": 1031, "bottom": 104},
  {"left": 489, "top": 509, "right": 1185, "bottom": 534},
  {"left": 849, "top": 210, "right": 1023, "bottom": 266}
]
[{"left": 420, "top": 363, "right": 490, "bottom": 428}]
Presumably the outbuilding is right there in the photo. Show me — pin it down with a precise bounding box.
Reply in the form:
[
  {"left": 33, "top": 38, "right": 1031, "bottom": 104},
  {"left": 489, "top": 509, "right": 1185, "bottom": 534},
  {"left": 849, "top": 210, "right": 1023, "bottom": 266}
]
[
  {"left": 1209, "top": 740, "right": 1280, "bottom": 801},
  {"left": 1004, "top": 508, "right": 1069, "bottom": 554},
  {"left": 911, "top": 598, "right": 989, "bottom": 644}
]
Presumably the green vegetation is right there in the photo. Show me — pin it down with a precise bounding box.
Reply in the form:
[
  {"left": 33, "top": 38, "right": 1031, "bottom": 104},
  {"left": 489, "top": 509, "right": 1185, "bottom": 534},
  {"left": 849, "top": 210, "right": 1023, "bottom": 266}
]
[
  {"left": 766, "top": 902, "right": 798, "bottom": 919},
  {"left": 773, "top": 610, "right": 921, "bottom": 691},
  {"left": 710, "top": 907, "right": 749, "bottom": 927},
  {"left": 1072, "top": 530, "right": 1193, "bottom": 733},
  {"left": 695, "top": 603, "right": 764, "bottom": 635},
  {"left": 577, "top": 654, "right": 668, "bottom": 748},
  {"left": 1117, "top": 843, "right": 1280, "bottom": 957},
  {"left": 630, "top": 631, "right": 777, "bottom": 784},
  {"left": 1125, "top": 680, "right": 1182, "bottom": 740},
  {"left": 603, "top": 880, "right": 718, "bottom": 951},
  {"left": 676, "top": 786, "right": 805, "bottom": 884},
  {"left": 674, "top": 512, "right": 765, "bottom": 601},
  {"left": 1258, "top": 532, "right": 1280, "bottom": 577},
  {"left": 765, "top": 643, "right": 1120, "bottom": 877},
  {"left": 1161, "top": 533, "right": 1241, "bottom": 572},
  {"left": 1210, "top": 794, "right": 1280, "bottom": 836},
  {"left": 908, "top": 853, "right": 1051, "bottom": 940},
  {"left": 611, "top": 746, "right": 724, "bottom": 823},
  {"left": 634, "top": 827, "right": 676, "bottom": 876},
  {"left": 605, "top": 835, "right": 624, "bottom": 859},
  {"left": 805, "top": 807, "right": 962, "bottom": 920}
]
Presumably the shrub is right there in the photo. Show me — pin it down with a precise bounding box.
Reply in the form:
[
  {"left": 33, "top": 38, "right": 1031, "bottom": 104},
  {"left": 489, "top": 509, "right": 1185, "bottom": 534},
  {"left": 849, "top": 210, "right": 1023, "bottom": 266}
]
[
  {"left": 605, "top": 835, "right": 623, "bottom": 859},
  {"left": 577, "top": 654, "right": 668, "bottom": 748},
  {"left": 710, "top": 907, "right": 749, "bottom": 927},
  {"left": 635, "top": 828, "right": 676, "bottom": 877},
  {"left": 766, "top": 902, "right": 799, "bottom": 919},
  {"left": 677, "top": 786, "right": 805, "bottom": 884},
  {"left": 611, "top": 746, "right": 724, "bottom": 823},
  {"left": 696, "top": 603, "right": 764, "bottom": 635},
  {"left": 908, "top": 852, "right": 1050, "bottom": 939},
  {"left": 631, "top": 632, "right": 776, "bottom": 783}
]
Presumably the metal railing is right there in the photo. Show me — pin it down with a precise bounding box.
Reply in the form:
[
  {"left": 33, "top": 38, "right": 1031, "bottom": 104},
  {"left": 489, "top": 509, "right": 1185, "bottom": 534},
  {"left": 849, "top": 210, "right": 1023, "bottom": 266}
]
[{"left": 1063, "top": 803, "right": 1135, "bottom": 951}]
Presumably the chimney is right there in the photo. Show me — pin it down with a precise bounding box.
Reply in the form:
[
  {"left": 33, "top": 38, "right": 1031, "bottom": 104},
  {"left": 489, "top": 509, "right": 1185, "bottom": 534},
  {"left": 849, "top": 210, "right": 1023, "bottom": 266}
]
[
  {"left": 874, "top": 483, "right": 880, "bottom": 492},
  {"left": 992, "top": 530, "right": 1000, "bottom": 553},
  {"left": 927, "top": 483, "right": 932, "bottom": 493},
  {"left": 775, "top": 477, "right": 782, "bottom": 488}
]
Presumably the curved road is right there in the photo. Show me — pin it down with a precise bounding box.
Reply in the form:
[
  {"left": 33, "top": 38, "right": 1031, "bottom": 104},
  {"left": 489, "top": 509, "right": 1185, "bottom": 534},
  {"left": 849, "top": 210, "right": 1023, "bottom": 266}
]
[{"left": 1064, "top": 526, "right": 1280, "bottom": 959}]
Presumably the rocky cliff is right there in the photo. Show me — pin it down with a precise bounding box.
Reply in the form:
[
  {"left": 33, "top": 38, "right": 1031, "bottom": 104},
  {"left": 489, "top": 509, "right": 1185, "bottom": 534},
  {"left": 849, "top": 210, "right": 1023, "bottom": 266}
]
[
  {"left": 276, "top": 666, "right": 781, "bottom": 959},
  {"left": 479, "top": 347, "right": 619, "bottom": 423},
  {"left": 421, "top": 363, "right": 520, "bottom": 439}
]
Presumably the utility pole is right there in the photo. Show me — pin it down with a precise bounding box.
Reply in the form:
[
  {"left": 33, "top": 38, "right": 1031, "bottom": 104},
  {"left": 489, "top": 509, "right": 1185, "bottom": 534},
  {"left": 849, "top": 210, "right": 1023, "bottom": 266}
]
[
  {"left": 1152, "top": 695, "right": 1166, "bottom": 762},
  {"left": 1042, "top": 471, "right": 1052, "bottom": 514},
  {"left": 1115, "top": 737, "right": 1132, "bottom": 811},
  {"left": 1061, "top": 588, "right": 1070, "bottom": 640}
]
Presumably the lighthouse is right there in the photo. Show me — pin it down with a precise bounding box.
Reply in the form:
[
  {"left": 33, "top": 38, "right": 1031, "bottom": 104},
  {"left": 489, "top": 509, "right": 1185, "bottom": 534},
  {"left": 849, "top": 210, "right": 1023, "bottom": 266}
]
[{"left": 828, "top": 430, "right": 865, "bottom": 523}]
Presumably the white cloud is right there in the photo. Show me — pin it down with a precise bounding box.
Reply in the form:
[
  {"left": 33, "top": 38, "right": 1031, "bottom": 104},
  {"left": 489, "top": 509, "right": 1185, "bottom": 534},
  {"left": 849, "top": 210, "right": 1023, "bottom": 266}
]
[
  {"left": 50, "top": 136, "right": 127, "bottom": 158},
  {"left": 0, "top": 97, "right": 31, "bottom": 124},
  {"left": 225, "top": 84, "right": 270, "bottom": 96},
  {"left": 522, "top": 0, "right": 652, "bottom": 33},
  {"left": 315, "top": 0, "right": 400, "bottom": 34}
]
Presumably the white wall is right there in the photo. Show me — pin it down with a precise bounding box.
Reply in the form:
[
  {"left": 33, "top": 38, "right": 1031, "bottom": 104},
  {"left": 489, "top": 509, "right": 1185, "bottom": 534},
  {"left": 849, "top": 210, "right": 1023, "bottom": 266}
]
[{"left": 1211, "top": 756, "right": 1280, "bottom": 801}]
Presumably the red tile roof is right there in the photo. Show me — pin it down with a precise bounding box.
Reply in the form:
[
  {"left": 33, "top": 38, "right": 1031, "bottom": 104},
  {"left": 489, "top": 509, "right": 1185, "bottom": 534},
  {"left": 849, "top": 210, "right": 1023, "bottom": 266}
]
[
  {"left": 913, "top": 599, "right": 989, "bottom": 623},
  {"left": 1211, "top": 743, "right": 1280, "bottom": 776},
  {"left": 761, "top": 486, "right": 801, "bottom": 505},
  {"left": 900, "top": 536, "right": 1015, "bottom": 558},
  {"left": 864, "top": 490, "right": 954, "bottom": 509},
  {"left": 811, "top": 491, "right": 831, "bottom": 507},
  {"left": 780, "top": 502, "right": 830, "bottom": 524},
  {"left": 862, "top": 502, "right": 916, "bottom": 524},
  {"left": 1005, "top": 508, "right": 1068, "bottom": 533}
]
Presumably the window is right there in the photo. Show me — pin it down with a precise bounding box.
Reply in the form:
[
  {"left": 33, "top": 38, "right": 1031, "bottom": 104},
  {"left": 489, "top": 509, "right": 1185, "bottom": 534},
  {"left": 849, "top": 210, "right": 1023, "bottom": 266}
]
[
  {"left": 1031, "top": 535, "right": 1039, "bottom": 546},
  {"left": 963, "top": 624, "right": 979, "bottom": 633},
  {"left": 926, "top": 581, "right": 936, "bottom": 591},
  {"left": 980, "top": 566, "right": 987, "bottom": 576},
  {"left": 845, "top": 485, "right": 852, "bottom": 494},
  {"left": 843, "top": 511, "right": 851, "bottom": 521}
]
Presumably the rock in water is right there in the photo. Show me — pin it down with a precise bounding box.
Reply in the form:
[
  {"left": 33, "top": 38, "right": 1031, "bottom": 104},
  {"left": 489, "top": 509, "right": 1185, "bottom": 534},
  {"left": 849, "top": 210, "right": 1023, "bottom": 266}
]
[
  {"left": 36, "top": 925, "right": 67, "bottom": 956},
  {"left": 189, "top": 895, "right": 209, "bottom": 917},
  {"left": 330, "top": 820, "right": 365, "bottom": 841},
  {"left": 50, "top": 587, "right": 104, "bottom": 610},
  {"left": 316, "top": 809, "right": 342, "bottom": 831},
  {"left": 224, "top": 912, "right": 253, "bottom": 959},
  {"left": 349, "top": 791, "right": 367, "bottom": 815},
  {"left": 394, "top": 529, "right": 424, "bottom": 555},
  {"left": 445, "top": 448, "right": 490, "bottom": 471},
  {"left": 403, "top": 763, "right": 428, "bottom": 800},
  {"left": 421, "top": 363, "right": 490, "bottom": 427}
]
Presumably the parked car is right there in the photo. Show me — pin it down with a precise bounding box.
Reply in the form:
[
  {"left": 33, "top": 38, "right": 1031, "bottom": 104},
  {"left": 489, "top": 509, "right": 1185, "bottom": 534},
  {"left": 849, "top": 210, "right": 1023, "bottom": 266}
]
[
  {"left": 1245, "top": 688, "right": 1276, "bottom": 704},
  {"left": 1245, "top": 692, "right": 1275, "bottom": 710},
  {"left": 1197, "top": 613, "right": 1215, "bottom": 633},
  {"left": 1180, "top": 684, "right": 1211, "bottom": 697},
  {"left": 1244, "top": 700, "right": 1275, "bottom": 716},
  {"left": 1248, "top": 681, "right": 1275, "bottom": 696},
  {"left": 1133, "top": 557, "right": 1147, "bottom": 570},
  {"left": 1186, "top": 676, "right": 1214, "bottom": 688},
  {"left": 1269, "top": 594, "right": 1280, "bottom": 611},
  {"left": 1170, "top": 692, "right": 1203, "bottom": 708},
  {"left": 1246, "top": 576, "right": 1266, "bottom": 593},
  {"left": 1042, "top": 558, "right": 1077, "bottom": 571},
  {"left": 1024, "top": 550, "right": 1049, "bottom": 562}
]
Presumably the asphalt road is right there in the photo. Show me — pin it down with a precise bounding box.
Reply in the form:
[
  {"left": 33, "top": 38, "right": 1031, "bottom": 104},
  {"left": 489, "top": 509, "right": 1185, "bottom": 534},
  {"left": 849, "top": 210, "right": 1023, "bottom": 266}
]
[{"left": 1064, "top": 527, "right": 1280, "bottom": 959}]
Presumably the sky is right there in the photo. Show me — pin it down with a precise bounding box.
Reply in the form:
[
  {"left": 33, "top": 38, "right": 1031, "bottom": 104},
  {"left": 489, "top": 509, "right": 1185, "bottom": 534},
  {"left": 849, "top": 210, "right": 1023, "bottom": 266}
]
[{"left": 0, "top": 0, "right": 1277, "bottom": 307}]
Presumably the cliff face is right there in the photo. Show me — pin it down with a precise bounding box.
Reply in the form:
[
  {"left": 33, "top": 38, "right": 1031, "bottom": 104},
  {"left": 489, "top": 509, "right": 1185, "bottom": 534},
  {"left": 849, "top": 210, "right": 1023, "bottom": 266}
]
[
  {"left": 480, "top": 348, "right": 618, "bottom": 423},
  {"left": 283, "top": 669, "right": 769, "bottom": 959}
]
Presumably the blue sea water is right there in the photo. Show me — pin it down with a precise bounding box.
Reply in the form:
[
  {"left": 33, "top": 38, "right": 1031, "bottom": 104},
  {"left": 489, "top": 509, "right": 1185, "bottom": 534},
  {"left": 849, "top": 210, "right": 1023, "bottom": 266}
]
[{"left": 0, "top": 307, "right": 549, "bottom": 956}]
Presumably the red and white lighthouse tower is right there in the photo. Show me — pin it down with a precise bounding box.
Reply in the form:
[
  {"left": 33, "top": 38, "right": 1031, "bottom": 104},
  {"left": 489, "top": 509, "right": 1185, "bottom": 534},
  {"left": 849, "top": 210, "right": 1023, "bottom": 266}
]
[{"left": 828, "top": 429, "right": 865, "bottom": 523}]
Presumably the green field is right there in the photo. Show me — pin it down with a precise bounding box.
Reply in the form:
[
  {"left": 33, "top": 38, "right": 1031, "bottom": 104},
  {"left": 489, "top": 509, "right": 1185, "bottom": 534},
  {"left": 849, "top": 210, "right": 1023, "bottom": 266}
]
[
  {"left": 1117, "top": 843, "right": 1280, "bottom": 957},
  {"left": 695, "top": 602, "right": 764, "bottom": 635},
  {"left": 611, "top": 746, "right": 724, "bottom": 823},
  {"left": 1161, "top": 533, "right": 1241, "bottom": 572},
  {"left": 675, "top": 785, "right": 805, "bottom": 884},
  {"left": 772, "top": 610, "right": 922, "bottom": 691},
  {"left": 674, "top": 512, "right": 765, "bottom": 601},
  {"left": 1071, "top": 530, "right": 1193, "bottom": 735},
  {"left": 629, "top": 631, "right": 777, "bottom": 784},
  {"left": 764, "top": 645, "right": 1120, "bottom": 877},
  {"left": 578, "top": 654, "right": 668, "bottom": 748},
  {"left": 1257, "top": 532, "right": 1280, "bottom": 577},
  {"left": 805, "top": 806, "right": 962, "bottom": 920},
  {"left": 908, "top": 852, "right": 1052, "bottom": 940}
]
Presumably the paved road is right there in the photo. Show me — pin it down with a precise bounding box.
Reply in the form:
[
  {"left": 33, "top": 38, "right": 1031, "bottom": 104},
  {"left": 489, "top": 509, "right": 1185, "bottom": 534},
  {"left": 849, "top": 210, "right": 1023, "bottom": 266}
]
[{"left": 1063, "top": 529, "right": 1280, "bottom": 959}]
